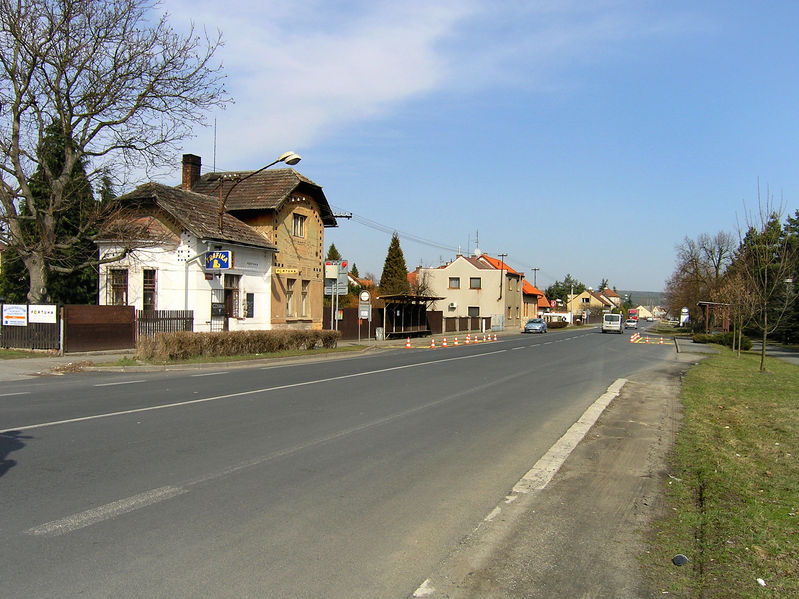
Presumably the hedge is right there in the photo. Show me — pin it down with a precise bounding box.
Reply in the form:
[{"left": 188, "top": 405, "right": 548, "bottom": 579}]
[
  {"left": 692, "top": 332, "right": 752, "bottom": 350},
  {"left": 136, "top": 329, "right": 341, "bottom": 361}
]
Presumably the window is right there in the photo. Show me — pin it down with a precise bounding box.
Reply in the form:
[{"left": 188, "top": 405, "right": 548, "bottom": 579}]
[
  {"left": 109, "top": 269, "right": 128, "bottom": 305},
  {"left": 143, "top": 269, "right": 156, "bottom": 310},
  {"left": 245, "top": 293, "right": 254, "bottom": 318},
  {"left": 581, "top": 297, "right": 590, "bottom": 304},
  {"left": 292, "top": 214, "right": 306, "bottom": 237},
  {"left": 286, "top": 278, "right": 295, "bottom": 316},
  {"left": 469, "top": 277, "right": 481, "bottom": 289},
  {"left": 449, "top": 277, "right": 460, "bottom": 289},
  {"left": 301, "top": 280, "right": 309, "bottom": 316},
  {"left": 468, "top": 306, "right": 480, "bottom": 317}
]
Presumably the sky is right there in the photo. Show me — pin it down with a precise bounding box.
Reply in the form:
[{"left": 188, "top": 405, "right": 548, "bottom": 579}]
[{"left": 156, "top": 0, "right": 799, "bottom": 292}]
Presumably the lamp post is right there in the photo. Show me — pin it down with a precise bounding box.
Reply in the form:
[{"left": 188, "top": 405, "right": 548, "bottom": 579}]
[{"left": 217, "top": 151, "right": 301, "bottom": 230}]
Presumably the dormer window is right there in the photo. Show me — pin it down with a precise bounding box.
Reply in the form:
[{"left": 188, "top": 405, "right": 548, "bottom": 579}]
[{"left": 292, "top": 213, "right": 306, "bottom": 238}]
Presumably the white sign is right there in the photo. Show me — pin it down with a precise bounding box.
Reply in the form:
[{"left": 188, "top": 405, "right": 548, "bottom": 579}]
[
  {"left": 29, "top": 304, "right": 58, "bottom": 324},
  {"left": 3, "top": 304, "right": 28, "bottom": 327}
]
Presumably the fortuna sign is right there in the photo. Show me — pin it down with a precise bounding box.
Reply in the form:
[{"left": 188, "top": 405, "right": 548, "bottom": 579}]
[{"left": 205, "top": 250, "right": 233, "bottom": 270}]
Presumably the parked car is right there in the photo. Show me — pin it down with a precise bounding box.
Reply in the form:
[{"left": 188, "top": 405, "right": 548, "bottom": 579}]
[
  {"left": 625, "top": 319, "right": 638, "bottom": 329},
  {"left": 601, "top": 313, "right": 624, "bottom": 334},
  {"left": 523, "top": 318, "right": 547, "bottom": 334}
]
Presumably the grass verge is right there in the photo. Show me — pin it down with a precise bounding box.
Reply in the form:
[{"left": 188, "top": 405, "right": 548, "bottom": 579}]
[
  {"left": 645, "top": 348, "right": 799, "bottom": 597},
  {"left": 101, "top": 344, "right": 367, "bottom": 366}
]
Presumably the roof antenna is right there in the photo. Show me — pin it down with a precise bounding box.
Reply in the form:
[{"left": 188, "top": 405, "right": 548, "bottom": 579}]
[{"left": 213, "top": 117, "right": 217, "bottom": 173}]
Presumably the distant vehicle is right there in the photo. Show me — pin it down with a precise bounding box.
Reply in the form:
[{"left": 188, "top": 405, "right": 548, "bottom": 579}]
[
  {"left": 602, "top": 313, "right": 624, "bottom": 334},
  {"left": 628, "top": 308, "right": 638, "bottom": 321},
  {"left": 625, "top": 319, "right": 638, "bottom": 329},
  {"left": 523, "top": 318, "right": 547, "bottom": 334},
  {"left": 646, "top": 317, "right": 654, "bottom": 322}
]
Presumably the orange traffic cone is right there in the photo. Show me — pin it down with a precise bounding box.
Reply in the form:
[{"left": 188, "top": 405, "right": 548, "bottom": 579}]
[
  {"left": 430, "top": 337, "right": 436, "bottom": 348},
  {"left": 645, "top": 336, "right": 650, "bottom": 344},
  {"left": 493, "top": 334, "right": 498, "bottom": 342},
  {"left": 465, "top": 334, "right": 471, "bottom": 345},
  {"left": 405, "top": 337, "right": 412, "bottom": 349},
  {"left": 442, "top": 337, "right": 448, "bottom": 348},
  {"left": 659, "top": 337, "right": 664, "bottom": 345},
  {"left": 454, "top": 337, "right": 459, "bottom": 346}
]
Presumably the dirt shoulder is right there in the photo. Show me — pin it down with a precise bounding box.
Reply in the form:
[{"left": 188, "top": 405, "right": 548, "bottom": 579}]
[{"left": 415, "top": 352, "right": 700, "bottom": 598}]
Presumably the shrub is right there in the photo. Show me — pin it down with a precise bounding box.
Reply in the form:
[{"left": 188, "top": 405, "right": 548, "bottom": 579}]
[
  {"left": 692, "top": 332, "right": 752, "bottom": 350},
  {"left": 547, "top": 321, "right": 568, "bottom": 329},
  {"left": 136, "top": 329, "right": 341, "bottom": 361}
]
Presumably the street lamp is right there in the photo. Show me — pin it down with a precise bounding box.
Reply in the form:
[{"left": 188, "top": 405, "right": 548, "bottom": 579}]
[{"left": 217, "top": 151, "right": 302, "bottom": 230}]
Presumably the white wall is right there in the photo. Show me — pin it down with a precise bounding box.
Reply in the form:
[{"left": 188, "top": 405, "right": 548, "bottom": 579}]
[{"left": 98, "top": 233, "right": 273, "bottom": 332}]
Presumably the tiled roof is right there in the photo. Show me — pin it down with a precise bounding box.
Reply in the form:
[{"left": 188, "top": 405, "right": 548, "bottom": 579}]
[
  {"left": 190, "top": 168, "right": 337, "bottom": 227},
  {"left": 477, "top": 254, "right": 520, "bottom": 274},
  {"left": 459, "top": 255, "right": 495, "bottom": 270},
  {"left": 601, "top": 287, "right": 620, "bottom": 298},
  {"left": 113, "top": 182, "right": 276, "bottom": 249}
]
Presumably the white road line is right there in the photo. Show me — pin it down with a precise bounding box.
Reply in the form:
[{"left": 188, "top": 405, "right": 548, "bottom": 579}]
[
  {"left": 191, "top": 372, "right": 229, "bottom": 377},
  {"left": 25, "top": 486, "right": 188, "bottom": 537},
  {"left": 512, "top": 378, "right": 627, "bottom": 494},
  {"left": 94, "top": 380, "right": 146, "bottom": 387},
  {"left": 1, "top": 349, "right": 508, "bottom": 434},
  {"left": 24, "top": 361, "right": 522, "bottom": 537},
  {"left": 0, "top": 392, "right": 31, "bottom": 397}
]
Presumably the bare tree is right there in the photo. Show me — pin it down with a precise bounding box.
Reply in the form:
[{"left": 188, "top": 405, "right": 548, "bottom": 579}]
[
  {"left": 0, "top": 0, "right": 227, "bottom": 302},
  {"left": 665, "top": 231, "right": 736, "bottom": 328},
  {"left": 736, "top": 192, "right": 797, "bottom": 371}
]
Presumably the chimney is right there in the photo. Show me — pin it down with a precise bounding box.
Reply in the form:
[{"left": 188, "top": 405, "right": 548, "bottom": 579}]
[{"left": 182, "top": 154, "right": 201, "bottom": 190}]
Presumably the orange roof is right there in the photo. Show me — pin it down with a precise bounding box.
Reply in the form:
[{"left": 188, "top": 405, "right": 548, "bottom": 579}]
[{"left": 477, "top": 254, "right": 520, "bottom": 274}]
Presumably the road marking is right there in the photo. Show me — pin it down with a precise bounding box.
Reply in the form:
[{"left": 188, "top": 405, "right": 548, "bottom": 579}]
[
  {"left": 24, "top": 361, "right": 524, "bottom": 537},
  {"left": 26, "top": 486, "right": 188, "bottom": 537},
  {"left": 512, "top": 378, "right": 627, "bottom": 494},
  {"left": 511, "top": 347, "right": 523, "bottom": 350},
  {"left": 0, "top": 350, "right": 508, "bottom": 434},
  {"left": 94, "top": 380, "right": 146, "bottom": 387},
  {"left": 191, "top": 371, "right": 229, "bottom": 377},
  {"left": 0, "top": 392, "right": 31, "bottom": 397}
]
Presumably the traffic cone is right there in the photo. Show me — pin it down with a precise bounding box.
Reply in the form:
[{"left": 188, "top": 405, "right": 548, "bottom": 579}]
[
  {"left": 454, "top": 337, "right": 459, "bottom": 346},
  {"left": 483, "top": 334, "right": 487, "bottom": 343},
  {"left": 430, "top": 337, "right": 436, "bottom": 348},
  {"left": 405, "top": 337, "right": 411, "bottom": 349},
  {"left": 659, "top": 337, "right": 664, "bottom": 345},
  {"left": 442, "top": 337, "right": 448, "bottom": 348},
  {"left": 466, "top": 334, "right": 471, "bottom": 345},
  {"left": 645, "top": 336, "right": 650, "bottom": 344},
  {"left": 630, "top": 334, "right": 635, "bottom": 343},
  {"left": 493, "top": 334, "right": 498, "bottom": 342}
]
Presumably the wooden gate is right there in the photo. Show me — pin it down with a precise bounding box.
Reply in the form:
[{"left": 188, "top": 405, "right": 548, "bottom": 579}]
[{"left": 62, "top": 305, "right": 136, "bottom": 352}]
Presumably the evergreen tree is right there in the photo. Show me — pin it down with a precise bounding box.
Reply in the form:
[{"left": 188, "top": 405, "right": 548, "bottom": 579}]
[
  {"left": 379, "top": 233, "right": 410, "bottom": 295},
  {"left": 350, "top": 263, "right": 360, "bottom": 279},
  {"left": 544, "top": 274, "right": 586, "bottom": 303},
  {"left": 0, "top": 121, "right": 99, "bottom": 304},
  {"left": 326, "top": 243, "right": 342, "bottom": 261}
]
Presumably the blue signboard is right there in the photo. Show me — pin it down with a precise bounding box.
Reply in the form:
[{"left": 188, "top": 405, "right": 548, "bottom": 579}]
[{"left": 205, "top": 250, "right": 233, "bottom": 270}]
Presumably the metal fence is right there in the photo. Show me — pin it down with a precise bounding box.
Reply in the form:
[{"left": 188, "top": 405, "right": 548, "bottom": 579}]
[{"left": 137, "top": 310, "right": 194, "bottom": 338}]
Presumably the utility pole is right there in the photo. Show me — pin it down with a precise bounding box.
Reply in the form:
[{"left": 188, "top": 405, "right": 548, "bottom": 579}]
[
  {"left": 530, "top": 267, "right": 539, "bottom": 287},
  {"left": 498, "top": 253, "right": 508, "bottom": 300}
]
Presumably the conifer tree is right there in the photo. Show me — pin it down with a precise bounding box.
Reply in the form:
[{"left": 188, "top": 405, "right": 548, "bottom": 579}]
[
  {"left": 326, "top": 243, "right": 342, "bottom": 261},
  {"left": 379, "top": 233, "right": 410, "bottom": 295}
]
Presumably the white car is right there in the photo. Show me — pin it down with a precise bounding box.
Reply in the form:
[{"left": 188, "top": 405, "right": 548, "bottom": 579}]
[
  {"left": 602, "top": 313, "right": 624, "bottom": 334},
  {"left": 625, "top": 319, "right": 638, "bottom": 329}
]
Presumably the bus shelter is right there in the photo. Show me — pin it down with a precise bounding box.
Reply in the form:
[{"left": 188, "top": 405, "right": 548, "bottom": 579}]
[{"left": 379, "top": 294, "right": 443, "bottom": 338}]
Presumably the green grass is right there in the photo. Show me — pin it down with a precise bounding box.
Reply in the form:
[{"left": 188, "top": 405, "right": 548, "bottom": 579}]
[
  {"left": 0, "top": 348, "right": 48, "bottom": 359},
  {"left": 645, "top": 348, "right": 799, "bottom": 597}
]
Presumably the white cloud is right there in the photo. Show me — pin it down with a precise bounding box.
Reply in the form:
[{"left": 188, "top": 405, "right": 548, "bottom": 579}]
[{"left": 160, "top": 0, "right": 697, "bottom": 169}]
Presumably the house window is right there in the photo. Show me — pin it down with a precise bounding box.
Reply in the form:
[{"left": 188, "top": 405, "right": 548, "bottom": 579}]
[
  {"left": 468, "top": 306, "right": 480, "bottom": 317},
  {"left": 469, "top": 277, "right": 481, "bottom": 289},
  {"left": 292, "top": 214, "right": 306, "bottom": 238},
  {"left": 109, "top": 269, "right": 128, "bottom": 305},
  {"left": 245, "top": 293, "right": 254, "bottom": 318},
  {"left": 286, "top": 278, "right": 295, "bottom": 316},
  {"left": 143, "top": 269, "right": 156, "bottom": 310},
  {"left": 449, "top": 277, "right": 460, "bottom": 289},
  {"left": 301, "top": 280, "right": 309, "bottom": 316},
  {"left": 581, "top": 297, "right": 590, "bottom": 304}
]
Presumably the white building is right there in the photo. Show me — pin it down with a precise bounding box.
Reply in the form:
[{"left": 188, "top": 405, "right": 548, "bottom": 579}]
[{"left": 97, "top": 182, "right": 277, "bottom": 332}]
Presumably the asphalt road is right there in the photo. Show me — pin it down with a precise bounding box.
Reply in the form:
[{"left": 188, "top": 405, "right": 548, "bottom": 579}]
[{"left": 1, "top": 327, "right": 675, "bottom": 598}]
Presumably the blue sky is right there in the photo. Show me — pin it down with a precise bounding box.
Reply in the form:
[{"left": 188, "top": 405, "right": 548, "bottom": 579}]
[{"left": 161, "top": 0, "right": 799, "bottom": 292}]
